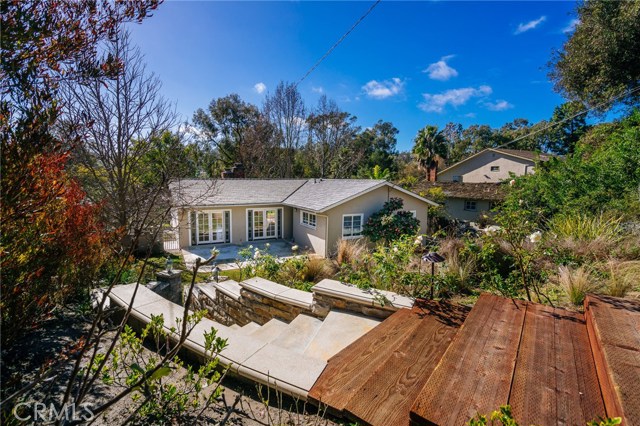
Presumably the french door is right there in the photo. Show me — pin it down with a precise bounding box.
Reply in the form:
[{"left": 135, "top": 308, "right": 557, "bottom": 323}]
[
  {"left": 190, "top": 210, "right": 230, "bottom": 245},
  {"left": 247, "top": 208, "right": 282, "bottom": 241}
]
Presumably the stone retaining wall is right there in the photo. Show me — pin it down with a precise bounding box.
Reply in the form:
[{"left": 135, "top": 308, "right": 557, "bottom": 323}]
[{"left": 189, "top": 278, "right": 413, "bottom": 327}]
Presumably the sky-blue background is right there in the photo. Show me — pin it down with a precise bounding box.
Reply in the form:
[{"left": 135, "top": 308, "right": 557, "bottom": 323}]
[{"left": 128, "top": 1, "right": 580, "bottom": 151}]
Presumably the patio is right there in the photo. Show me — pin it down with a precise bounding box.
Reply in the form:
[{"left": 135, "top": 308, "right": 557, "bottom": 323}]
[{"left": 181, "top": 239, "right": 299, "bottom": 271}]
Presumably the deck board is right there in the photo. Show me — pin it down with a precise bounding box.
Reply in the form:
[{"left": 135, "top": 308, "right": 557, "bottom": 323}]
[
  {"left": 343, "top": 302, "right": 469, "bottom": 426},
  {"left": 307, "top": 308, "right": 422, "bottom": 413},
  {"left": 410, "top": 294, "right": 527, "bottom": 425},
  {"left": 585, "top": 295, "right": 640, "bottom": 426},
  {"left": 510, "top": 303, "right": 605, "bottom": 425}
]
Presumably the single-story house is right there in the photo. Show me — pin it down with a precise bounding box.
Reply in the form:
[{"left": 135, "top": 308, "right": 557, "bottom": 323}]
[
  {"left": 417, "top": 182, "right": 506, "bottom": 222},
  {"left": 437, "top": 148, "right": 553, "bottom": 183},
  {"left": 169, "top": 179, "right": 437, "bottom": 257}
]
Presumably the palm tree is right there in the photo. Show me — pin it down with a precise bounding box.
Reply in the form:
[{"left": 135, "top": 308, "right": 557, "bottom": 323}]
[{"left": 411, "top": 125, "right": 447, "bottom": 180}]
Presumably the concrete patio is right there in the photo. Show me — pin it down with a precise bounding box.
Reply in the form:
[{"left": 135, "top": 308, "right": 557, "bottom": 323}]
[{"left": 181, "top": 239, "right": 299, "bottom": 271}]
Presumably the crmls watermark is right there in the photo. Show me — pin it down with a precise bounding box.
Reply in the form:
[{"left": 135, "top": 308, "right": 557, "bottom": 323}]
[{"left": 12, "top": 402, "right": 95, "bottom": 422}]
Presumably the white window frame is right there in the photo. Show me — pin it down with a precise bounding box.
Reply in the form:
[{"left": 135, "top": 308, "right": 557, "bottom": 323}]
[
  {"left": 300, "top": 210, "right": 317, "bottom": 229},
  {"left": 464, "top": 200, "right": 477, "bottom": 211},
  {"left": 490, "top": 166, "right": 500, "bottom": 172},
  {"left": 342, "top": 213, "right": 364, "bottom": 239}
]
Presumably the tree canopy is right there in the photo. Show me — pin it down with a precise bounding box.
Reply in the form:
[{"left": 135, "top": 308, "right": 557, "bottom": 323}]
[{"left": 549, "top": 0, "right": 640, "bottom": 112}]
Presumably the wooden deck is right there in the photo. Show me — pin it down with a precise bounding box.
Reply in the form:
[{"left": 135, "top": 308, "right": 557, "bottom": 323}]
[
  {"left": 308, "top": 300, "right": 469, "bottom": 425},
  {"left": 585, "top": 294, "right": 640, "bottom": 426},
  {"left": 410, "top": 294, "right": 606, "bottom": 425}
]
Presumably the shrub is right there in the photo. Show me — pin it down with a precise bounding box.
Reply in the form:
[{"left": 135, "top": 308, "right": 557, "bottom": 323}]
[
  {"left": 548, "top": 213, "right": 623, "bottom": 242},
  {"left": 603, "top": 260, "right": 640, "bottom": 297},
  {"left": 362, "top": 197, "right": 420, "bottom": 243},
  {"left": 555, "top": 265, "right": 599, "bottom": 306},
  {"left": 336, "top": 238, "right": 367, "bottom": 265},
  {"left": 303, "top": 257, "right": 330, "bottom": 282}
]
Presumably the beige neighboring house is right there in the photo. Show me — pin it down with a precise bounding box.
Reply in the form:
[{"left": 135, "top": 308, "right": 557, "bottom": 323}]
[
  {"left": 437, "top": 148, "right": 553, "bottom": 183},
  {"left": 169, "top": 179, "right": 437, "bottom": 257},
  {"left": 427, "top": 148, "right": 553, "bottom": 222}
]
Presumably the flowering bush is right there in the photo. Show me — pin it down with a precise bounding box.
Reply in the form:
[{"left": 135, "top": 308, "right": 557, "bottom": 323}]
[{"left": 362, "top": 198, "right": 420, "bottom": 243}]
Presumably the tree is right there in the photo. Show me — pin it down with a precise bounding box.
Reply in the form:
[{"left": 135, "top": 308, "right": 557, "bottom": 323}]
[
  {"left": 62, "top": 31, "right": 177, "bottom": 235},
  {"left": 306, "top": 95, "right": 360, "bottom": 178},
  {"left": 362, "top": 198, "right": 420, "bottom": 243},
  {"left": 546, "top": 101, "right": 589, "bottom": 155},
  {"left": 192, "top": 93, "right": 266, "bottom": 174},
  {"left": 412, "top": 125, "right": 447, "bottom": 179},
  {"left": 549, "top": 0, "right": 640, "bottom": 112},
  {"left": 264, "top": 81, "right": 307, "bottom": 177},
  {"left": 356, "top": 120, "right": 399, "bottom": 177},
  {"left": 0, "top": 0, "right": 159, "bottom": 345}
]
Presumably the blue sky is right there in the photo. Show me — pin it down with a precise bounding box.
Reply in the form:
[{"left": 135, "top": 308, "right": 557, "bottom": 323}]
[{"left": 127, "top": 1, "right": 580, "bottom": 151}]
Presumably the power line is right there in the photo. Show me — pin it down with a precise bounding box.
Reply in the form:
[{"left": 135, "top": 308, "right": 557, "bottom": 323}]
[
  {"left": 496, "top": 85, "right": 640, "bottom": 150},
  {"left": 296, "top": 0, "right": 382, "bottom": 87}
]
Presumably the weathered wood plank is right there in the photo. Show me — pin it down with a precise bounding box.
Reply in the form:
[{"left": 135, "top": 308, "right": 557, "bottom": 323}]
[
  {"left": 308, "top": 308, "right": 421, "bottom": 412},
  {"left": 585, "top": 295, "right": 640, "bottom": 426},
  {"left": 510, "top": 303, "right": 605, "bottom": 425},
  {"left": 410, "top": 294, "right": 527, "bottom": 425},
  {"left": 344, "top": 303, "right": 468, "bottom": 426}
]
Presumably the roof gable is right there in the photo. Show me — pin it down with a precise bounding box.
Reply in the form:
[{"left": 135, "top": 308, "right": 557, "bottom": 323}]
[{"left": 439, "top": 148, "right": 552, "bottom": 176}]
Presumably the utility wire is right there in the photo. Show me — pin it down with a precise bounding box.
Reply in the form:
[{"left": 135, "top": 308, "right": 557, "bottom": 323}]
[
  {"left": 296, "top": 0, "right": 382, "bottom": 87},
  {"left": 496, "top": 85, "right": 640, "bottom": 150}
]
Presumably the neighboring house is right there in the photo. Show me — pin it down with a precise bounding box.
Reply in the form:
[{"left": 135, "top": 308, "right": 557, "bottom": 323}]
[
  {"left": 437, "top": 148, "right": 552, "bottom": 183},
  {"left": 169, "top": 179, "right": 437, "bottom": 257},
  {"left": 423, "top": 149, "right": 552, "bottom": 222},
  {"left": 418, "top": 182, "right": 506, "bottom": 223}
]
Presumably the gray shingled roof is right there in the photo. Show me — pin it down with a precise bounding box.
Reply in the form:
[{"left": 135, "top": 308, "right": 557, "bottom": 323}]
[
  {"left": 170, "top": 178, "right": 391, "bottom": 212},
  {"left": 169, "top": 179, "right": 307, "bottom": 206},
  {"left": 283, "top": 179, "right": 385, "bottom": 211}
]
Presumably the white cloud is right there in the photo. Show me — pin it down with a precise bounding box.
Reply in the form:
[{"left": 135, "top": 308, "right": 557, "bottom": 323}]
[
  {"left": 362, "top": 77, "right": 404, "bottom": 99},
  {"left": 253, "top": 82, "right": 267, "bottom": 94},
  {"left": 419, "top": 85, "right": 492, "bottom": 113},
  {"left": 424, "top": 55, "right": 458, "bottom": 81},
  {"left": 464, "top": 112, "right": 477, "bottom": 118},
  {"left": 484, "top": 99, "right": 514, "bottom": 111},
  {"left": 311, "top": 86, "right": 324, "bottom": 94},
  {"left": 562, "top": 18, "right": 579, "bottom": 33},
  {"left": 515, "top": 16, "right": 546, "bottom": 34}
]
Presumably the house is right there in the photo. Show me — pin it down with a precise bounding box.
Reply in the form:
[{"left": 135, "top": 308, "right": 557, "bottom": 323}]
[
  {"left": 437, "top": 148, "right": 552, "bottom": 183},
  {"left": 424, "top": 149, "right": 553, "bottom": 222},
  {"left": 417, "top": 182, "right": 506, "bottom": 222},
  {"left": 169, "top": 178, "right": 437, "bottom": 257}
]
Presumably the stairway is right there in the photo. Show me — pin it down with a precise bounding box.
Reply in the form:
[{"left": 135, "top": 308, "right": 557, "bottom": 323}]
[{"left": 107, "top": 284, "right": 380, "bottom": 400}]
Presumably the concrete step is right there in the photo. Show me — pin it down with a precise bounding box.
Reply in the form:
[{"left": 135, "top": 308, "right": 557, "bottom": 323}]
[
  {"left": 303, "top": 310, "right": 381, "bottom": 361},
  {"left": 236, "top": 321, "right": 261, "bottom": 335},
  {"left": 251, "top": 318, "right": 289, "bottom": 343},
  {"left": 271, "top": 314, "right": 324, "bottom": 354},
  {"left": 229, "top": 324, "right": 241, "bottom": 330}
]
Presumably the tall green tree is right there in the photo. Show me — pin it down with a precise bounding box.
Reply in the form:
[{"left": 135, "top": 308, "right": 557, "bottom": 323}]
[
  {"left": 546, "top": 101, "right": 589, "bottom": 155},
  {"left": 549, "top": 0, "right": 640, "bottom": 111},
  {"left": 355, "top": 120, "right": 399, "bottom": 177},
  {"left": 411, "top": 125, "right": 447, "bottom": 179}
]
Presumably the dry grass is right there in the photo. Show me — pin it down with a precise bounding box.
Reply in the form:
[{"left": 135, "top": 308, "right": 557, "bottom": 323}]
[
  {"left": 555, "top": 265, "right": 600, "bottom": 306},
  {"left": 303, "top": 258, "right": 331, "bottom": 283},
  {"left": 602, "top": 260, "right": 640, "bottom": 297},
  {"left": 335, "top": 238, "right": 367, "bottom": 265}
]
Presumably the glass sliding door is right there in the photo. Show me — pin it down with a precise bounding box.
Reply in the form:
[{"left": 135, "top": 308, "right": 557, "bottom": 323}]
[
  {"left": 265, "top": 210, "right": 276, "bottom": 238},
  {"left": 253, "top": 210, "right": 264, "bottom": 239}
]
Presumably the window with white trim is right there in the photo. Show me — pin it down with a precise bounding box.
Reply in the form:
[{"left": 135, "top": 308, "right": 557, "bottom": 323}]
[
  {"left": 464, "top": 200, "right": 477, "bottom": 211},
  {"left": 300, "top": 211, "right": 317, "bottom": 229},
  {"left": 490, "top": 166, "right": 500, "bottom": 172},
  {"left": 342, "top": 214, "right": 363, "bottom": 238}
]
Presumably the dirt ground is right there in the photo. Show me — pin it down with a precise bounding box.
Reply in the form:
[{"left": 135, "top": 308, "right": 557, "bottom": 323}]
[{"left": 0, "top": 307, "right": 343, "bottom": 426}]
